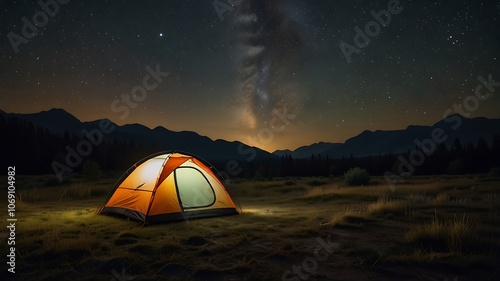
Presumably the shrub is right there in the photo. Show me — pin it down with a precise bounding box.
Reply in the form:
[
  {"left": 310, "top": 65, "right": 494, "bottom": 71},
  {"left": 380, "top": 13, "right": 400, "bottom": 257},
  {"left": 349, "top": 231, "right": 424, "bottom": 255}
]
[
  {"left": 344, "top": 167, "right": 370, "bottom": 186},
  {"left": 488, "top": 167, "right": 500, "bottom": 177},
  {"left": 83, "top": 160, "right": 102, "bottom": 181},
  {"left": 307, "top": 179, "right": 326, "bottom": 186},
  {"left": 253, "top": 171, "right": 264, "bottom": 181},
  {"left": 446, "top": 159, "right": 466, "bottom": 174}
]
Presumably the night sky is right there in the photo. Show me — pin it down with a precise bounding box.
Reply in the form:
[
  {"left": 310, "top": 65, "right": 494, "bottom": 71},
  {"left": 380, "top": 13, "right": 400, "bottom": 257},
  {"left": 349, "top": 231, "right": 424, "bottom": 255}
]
[{"left": 2, "top": 0, "right": 499, "bottom": 152}]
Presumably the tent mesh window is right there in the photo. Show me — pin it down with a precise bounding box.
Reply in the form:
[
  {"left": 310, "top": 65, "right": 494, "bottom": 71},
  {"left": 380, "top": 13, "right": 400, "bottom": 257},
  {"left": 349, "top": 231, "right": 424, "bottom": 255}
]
[{"left": 175, "top": 167, "right": 215, "bottom": 209}]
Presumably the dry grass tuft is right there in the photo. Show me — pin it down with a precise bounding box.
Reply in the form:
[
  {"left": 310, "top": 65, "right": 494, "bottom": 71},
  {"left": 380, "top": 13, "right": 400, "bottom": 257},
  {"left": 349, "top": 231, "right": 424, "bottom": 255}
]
[
  {"left": 305, "top": 186, "right": 328, "bottom": 197},
  {"left": 405, "top": 213, "right": 479, "bottom": 254},
  {"left": 434, "top": 192, "right": 449, "bottom": 204},
  {"left": 19, "top": 186, "right": 39, "bottom": 203},
  {"left": 66, "top": 183, "right": 92, "bottom": 200},
  {"left": 328, "top": 207, "right": 369, "bottom": 227},
  {"left": 367, "top": 196, "right": 407, "bottom": 216}
]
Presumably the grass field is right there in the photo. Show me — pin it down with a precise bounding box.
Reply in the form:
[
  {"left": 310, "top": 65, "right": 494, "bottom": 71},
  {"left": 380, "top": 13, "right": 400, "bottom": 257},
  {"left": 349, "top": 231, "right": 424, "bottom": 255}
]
[{"left": 1, "top": 174, "right": 500, "bottom": 280}]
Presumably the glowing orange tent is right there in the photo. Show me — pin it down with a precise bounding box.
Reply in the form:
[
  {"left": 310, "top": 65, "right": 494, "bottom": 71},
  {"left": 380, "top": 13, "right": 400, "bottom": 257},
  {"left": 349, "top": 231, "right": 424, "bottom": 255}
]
[{"left": 98, "top": 151, "right": 239, "bottom": 223}]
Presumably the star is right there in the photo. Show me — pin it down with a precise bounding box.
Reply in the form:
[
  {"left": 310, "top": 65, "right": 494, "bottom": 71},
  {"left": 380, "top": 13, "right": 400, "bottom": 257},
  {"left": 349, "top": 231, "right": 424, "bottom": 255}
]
[{"left": 1, "top": 0, "right": 498, "bottom": 152}]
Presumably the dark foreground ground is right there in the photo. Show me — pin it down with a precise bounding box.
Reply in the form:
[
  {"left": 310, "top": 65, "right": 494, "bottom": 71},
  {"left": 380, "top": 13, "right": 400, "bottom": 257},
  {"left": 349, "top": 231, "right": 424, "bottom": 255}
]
[{"left": 1, "top": 175, "right": 499, "bottom": 280}]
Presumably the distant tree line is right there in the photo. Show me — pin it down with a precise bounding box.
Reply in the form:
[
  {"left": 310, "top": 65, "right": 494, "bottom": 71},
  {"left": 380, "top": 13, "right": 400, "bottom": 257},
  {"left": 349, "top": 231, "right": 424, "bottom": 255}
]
[
  {"left": 250, "top": 136, "right": 500, "bottom": 178},
  {"left": 2, "top": 114, "right": 499, "bottom": 178},
  {"left": 1, "top": 115, "right": 158, "bottom": 176}
]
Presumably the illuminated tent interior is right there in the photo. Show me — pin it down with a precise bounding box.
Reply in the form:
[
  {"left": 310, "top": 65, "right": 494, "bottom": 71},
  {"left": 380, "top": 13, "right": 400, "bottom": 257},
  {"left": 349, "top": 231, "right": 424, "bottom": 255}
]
[{"left": 97, "top": 151, "right": 239, "bottom": 223}]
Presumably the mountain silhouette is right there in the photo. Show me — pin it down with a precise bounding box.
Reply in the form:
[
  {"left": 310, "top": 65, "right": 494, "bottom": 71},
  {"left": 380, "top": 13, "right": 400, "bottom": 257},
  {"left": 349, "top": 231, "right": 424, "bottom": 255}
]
[
  {"left": 273, "top": 142, "right": 342, "bottom": 158},
  {"left": 6, "top": 108, "right": 83, "bottom": 134},
  {"left": 0, "top": 108, "right": 275, "bottom": 163},
  {"left": 3, "top": 109, "right": 499, "bottom": 161},
  {"left": 274, "top": 114, "right": 500, "bottom": 159}
]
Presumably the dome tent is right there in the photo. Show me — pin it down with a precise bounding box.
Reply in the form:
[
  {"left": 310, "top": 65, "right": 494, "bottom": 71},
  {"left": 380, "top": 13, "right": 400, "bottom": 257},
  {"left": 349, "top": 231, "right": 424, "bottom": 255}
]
[{"left": 97, "top": 151, "right": 239, "bottom": 223}]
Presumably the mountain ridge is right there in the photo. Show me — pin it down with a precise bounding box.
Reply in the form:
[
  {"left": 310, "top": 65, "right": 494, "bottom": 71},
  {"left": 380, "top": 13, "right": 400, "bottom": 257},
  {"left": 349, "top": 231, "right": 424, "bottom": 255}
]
[
  {"left": 0, "top": 108, "right": 275, "bottom": 163},
  {"left": 2, "top": 109, "right": 499, "bottom": 161},
  {"left": 274, "top": 114, "right": 500, "bottom": 159}
]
